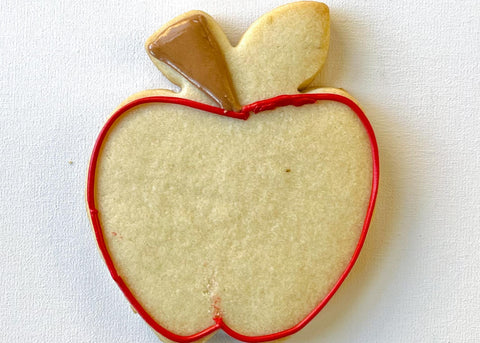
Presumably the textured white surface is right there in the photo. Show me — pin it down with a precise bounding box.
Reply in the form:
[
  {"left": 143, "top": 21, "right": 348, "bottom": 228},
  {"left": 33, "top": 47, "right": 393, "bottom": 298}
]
[{"left": 1, "top": 0, "right": 479, "bottom": 342}]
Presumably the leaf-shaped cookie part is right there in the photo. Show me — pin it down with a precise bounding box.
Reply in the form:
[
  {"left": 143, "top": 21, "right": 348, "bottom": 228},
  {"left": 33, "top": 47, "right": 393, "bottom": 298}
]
[{"left": 226, "top": 2, "right": 330, "bottom": 105}]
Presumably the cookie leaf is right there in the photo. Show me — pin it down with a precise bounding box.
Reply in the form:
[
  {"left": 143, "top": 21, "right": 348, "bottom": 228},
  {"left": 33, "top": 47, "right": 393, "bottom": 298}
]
[{"left": 227, "top": 2, "right": 330, "bottom": 104}]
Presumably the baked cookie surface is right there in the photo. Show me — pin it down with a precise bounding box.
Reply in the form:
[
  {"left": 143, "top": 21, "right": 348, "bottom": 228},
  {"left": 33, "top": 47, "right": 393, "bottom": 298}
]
[{"left": 87, "top": 2, "right": 378, "bottom": 342}]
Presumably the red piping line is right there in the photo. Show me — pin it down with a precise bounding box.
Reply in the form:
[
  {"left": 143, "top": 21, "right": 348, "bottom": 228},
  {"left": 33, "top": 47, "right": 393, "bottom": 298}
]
[{"left": 86, "top": 93, "right": 379, "bottom": 343}]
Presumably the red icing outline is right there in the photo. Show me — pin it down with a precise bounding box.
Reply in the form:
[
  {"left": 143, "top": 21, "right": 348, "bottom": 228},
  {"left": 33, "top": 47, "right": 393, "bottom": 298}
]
[{"left": 87, "top": 93, "right": 379, "bottom": 343}]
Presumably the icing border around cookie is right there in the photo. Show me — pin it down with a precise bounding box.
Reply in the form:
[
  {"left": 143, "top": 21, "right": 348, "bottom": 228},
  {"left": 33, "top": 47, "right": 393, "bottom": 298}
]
[{"left": 86, "top": 93, "right": 379, "bottom": 343}]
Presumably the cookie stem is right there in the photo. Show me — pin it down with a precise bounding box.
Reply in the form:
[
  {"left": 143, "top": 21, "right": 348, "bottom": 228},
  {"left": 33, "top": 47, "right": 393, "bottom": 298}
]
[{"left": 147, "top": 14, "right": 241, "bottom": 112}]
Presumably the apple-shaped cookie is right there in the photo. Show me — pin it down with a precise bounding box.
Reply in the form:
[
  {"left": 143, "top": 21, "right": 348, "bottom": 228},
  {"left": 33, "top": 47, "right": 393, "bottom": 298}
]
[{"left": 87, "top": 3, "right": 379, "bottom": 343}]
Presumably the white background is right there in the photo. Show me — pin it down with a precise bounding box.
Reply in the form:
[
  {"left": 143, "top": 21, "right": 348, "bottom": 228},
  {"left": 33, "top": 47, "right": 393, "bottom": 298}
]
[{"left": 1, "top": 0, "right": 479, "bottom": 342}]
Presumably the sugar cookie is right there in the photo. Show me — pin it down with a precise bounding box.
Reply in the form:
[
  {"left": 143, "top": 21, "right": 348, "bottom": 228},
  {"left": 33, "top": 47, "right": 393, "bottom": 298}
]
[{"left": 87, "top": 2, "right": 379, "bottom": 342}]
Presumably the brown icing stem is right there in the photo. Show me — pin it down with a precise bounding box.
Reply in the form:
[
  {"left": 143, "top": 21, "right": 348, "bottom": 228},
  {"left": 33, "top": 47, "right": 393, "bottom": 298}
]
[{"left": 148, "top": 14, "right": 241, "bottom": 112}]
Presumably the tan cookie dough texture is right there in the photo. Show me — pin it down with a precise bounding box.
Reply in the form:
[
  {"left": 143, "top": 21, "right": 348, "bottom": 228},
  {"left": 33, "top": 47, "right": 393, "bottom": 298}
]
[{"left": 92, "top": 2, "right": 373, "bottom": 342}]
